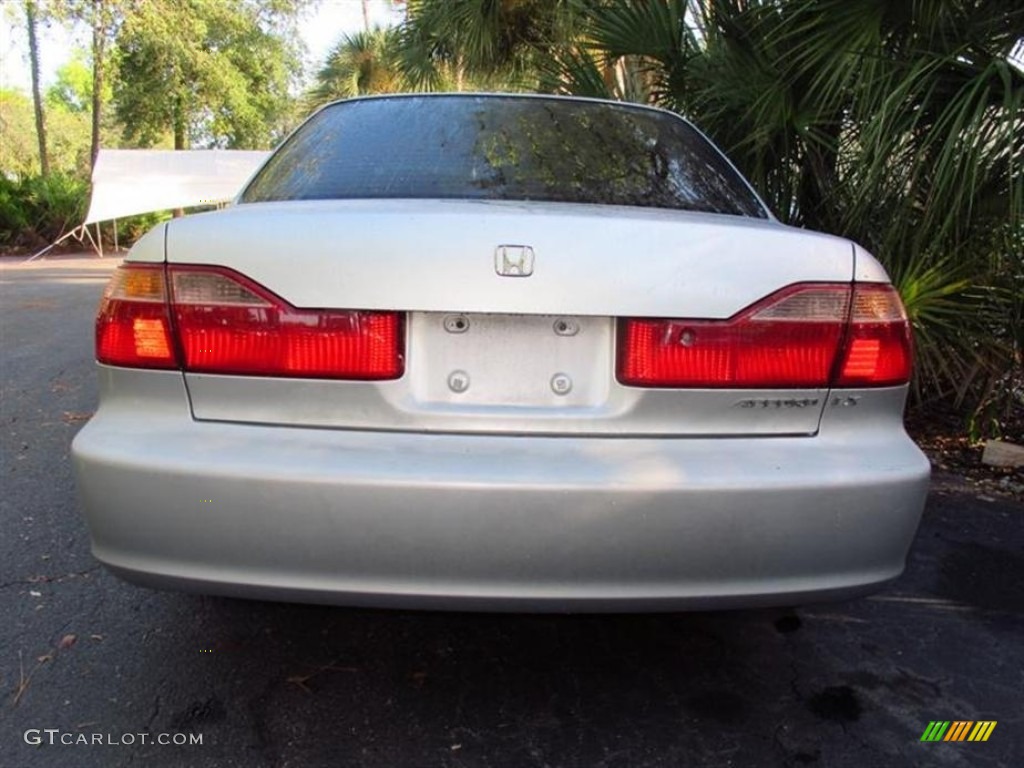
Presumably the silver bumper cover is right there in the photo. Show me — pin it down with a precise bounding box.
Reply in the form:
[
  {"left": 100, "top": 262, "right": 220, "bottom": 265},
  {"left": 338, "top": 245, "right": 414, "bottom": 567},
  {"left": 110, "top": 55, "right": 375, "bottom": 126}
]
[{"left": 71, "top": 376, "right": 930, "bottom": 612}]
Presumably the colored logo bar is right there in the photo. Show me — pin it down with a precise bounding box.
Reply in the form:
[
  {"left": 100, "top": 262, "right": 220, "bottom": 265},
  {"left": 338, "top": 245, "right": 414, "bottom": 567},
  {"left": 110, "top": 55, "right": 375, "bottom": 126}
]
[{"left": 920, "top": 721, "right": 997, "bottom": 742}]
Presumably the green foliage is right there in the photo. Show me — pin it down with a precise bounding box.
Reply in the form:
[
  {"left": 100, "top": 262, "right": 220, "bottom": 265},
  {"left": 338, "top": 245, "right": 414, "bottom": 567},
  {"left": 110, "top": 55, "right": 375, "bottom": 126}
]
[
  {"left": 46, "top": 51, "right": 95, "bottom": 113},
  {"left": 0, "top": 89, "right": 40, "bottom": 178},
  {"left": 0, "top": 172, "right": 88, "bottom": 247},
  {"left": 44, "top": 101, "right": 93, "bottom": 175},
  {"left": 307, "top": 10, "right": 542, "bottom": 108},
  {"left": 0, "top": 178, "right": 31, "bottom": 243},
  {"left": 1, "top": 87, "right": 91, "bottom": 176},
  {"left": 309, "top": 27, "right": 406, "bottom": 106},
  {"left": 394, "top": 0, "right": 586, "bottom": 91},
  {"left": 113, "top": 0, "right": 304, "bottom": 149},
  {"left": 114, "top": 209, "right": 172, "bottom": 244}
]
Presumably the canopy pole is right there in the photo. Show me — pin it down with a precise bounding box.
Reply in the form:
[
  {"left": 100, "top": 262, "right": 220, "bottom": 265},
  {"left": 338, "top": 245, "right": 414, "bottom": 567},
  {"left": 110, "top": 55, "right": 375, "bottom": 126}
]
[
  {"left": 83, "top": 222, "right": 103, "bottom": 257},
  {"left": 24, "top": 227, "right": 82, "bottom": 262}
]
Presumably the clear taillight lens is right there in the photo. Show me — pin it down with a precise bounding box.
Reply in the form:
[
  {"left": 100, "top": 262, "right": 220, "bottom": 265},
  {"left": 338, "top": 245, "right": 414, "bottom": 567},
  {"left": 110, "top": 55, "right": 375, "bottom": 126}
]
[
  {"left": 96, "top": 264, "right": 404, "bottom": 380},
  {"left": 618, "top": 283, "right": 912, "bottom": 388}
]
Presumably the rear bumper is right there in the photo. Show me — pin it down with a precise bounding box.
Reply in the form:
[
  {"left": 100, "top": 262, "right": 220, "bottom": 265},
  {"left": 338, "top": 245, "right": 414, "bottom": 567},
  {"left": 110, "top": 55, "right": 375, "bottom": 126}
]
[{"left": 70, "top": 374, "right": 930, "bottom": 612}]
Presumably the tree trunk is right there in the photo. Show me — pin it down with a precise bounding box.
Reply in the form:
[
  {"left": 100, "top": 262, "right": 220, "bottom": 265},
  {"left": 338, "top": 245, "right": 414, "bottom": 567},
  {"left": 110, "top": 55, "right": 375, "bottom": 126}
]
[
  {"left": 173, "top": 116, "right": 186, "bottom": 150},
  {"left": 361, "top": 0, "right": 370, "bottom": 32},
  {"left": 26, "top": 0, "right": 49, "bottom": 177},
  {"left": 90, "top": 0, "right": 106, "bottom": 171},
  {"left": 173, "top": 93, "right": 186, "bottom": 217}
]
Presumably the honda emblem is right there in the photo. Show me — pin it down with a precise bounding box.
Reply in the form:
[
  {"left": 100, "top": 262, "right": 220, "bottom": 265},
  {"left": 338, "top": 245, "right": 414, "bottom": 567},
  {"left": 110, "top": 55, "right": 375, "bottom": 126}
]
[{"left": 494, "top": 245, "right": 535, "bottom": 277}]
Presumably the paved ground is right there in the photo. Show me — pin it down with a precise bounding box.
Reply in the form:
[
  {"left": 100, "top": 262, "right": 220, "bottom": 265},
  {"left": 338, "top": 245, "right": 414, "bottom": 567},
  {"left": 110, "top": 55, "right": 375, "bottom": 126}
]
[{"left": 1, "top": 256, "right": 1021, "bottom": 768}]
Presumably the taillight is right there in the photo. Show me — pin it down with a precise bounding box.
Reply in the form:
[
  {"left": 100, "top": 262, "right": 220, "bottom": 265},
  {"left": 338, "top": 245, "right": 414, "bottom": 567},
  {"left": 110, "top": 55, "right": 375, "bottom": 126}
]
[
  {"left": 96, "top": 264, "right": 404, "bottom": 380},
  {"left": 834, "top": 283, "right": 912, "bottom": 387},
  {"left": 96, "top": 264, "right": 178, "bottom": 369},
  {"left": 169, "top": 266, "right": 403, "bottom": 379},
  {"left": 618, "top": 283, "right": 911, "bottom": 388}
]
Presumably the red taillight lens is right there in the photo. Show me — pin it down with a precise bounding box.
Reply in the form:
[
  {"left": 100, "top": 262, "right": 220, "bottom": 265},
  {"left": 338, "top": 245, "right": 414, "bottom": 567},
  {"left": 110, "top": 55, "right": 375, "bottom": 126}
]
[
  {"left": 96, "top": 264, "right": 404, "bottom": 379},
  {"left": 834, "top": 283, "right": 912, "bottom": 387},
  {"left": 96, "top": 264, "right": 178, "bottom": 369},
  {"left": 618, "top": 283, "right": 912, "bottom": 389},
  {"left": 169, "top": 266, "right": 403, "bottom": 379}
]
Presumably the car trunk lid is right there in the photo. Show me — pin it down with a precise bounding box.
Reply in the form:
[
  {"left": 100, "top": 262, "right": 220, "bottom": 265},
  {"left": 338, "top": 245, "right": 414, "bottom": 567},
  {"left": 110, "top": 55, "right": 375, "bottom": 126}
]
[{"left": 163, "top": 199, "right": 856, "bottom": 436}]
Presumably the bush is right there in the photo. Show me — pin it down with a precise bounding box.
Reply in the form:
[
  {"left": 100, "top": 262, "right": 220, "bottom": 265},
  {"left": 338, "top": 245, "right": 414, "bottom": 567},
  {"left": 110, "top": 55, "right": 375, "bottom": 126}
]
[
  {"left": 24, "top": 173, "right": 89, "bottom": 242},
  {"left": 0, "top": 172, "right": 88, "bottom": 250},
  {"left": 111, "top": 210, "right": 173, "bottom": 244},
  {"left": 0, "top": 176, "right": 31, "bottom": 246}
]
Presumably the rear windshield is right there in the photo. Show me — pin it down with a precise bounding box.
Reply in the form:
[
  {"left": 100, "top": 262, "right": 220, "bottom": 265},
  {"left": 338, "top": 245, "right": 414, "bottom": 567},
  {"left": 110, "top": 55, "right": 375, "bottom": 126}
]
[{"left": 241, "top": 95, "right": 768, "bottom": 218}]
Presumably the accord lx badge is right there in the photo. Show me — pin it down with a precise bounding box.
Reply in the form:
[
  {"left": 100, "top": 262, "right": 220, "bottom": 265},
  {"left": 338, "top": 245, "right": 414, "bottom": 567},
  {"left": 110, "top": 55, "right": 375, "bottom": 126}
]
[
  {"left": 735, "top": 398, "right": 820, "bottom": 409},
  {"left": 495, "top": 245, "right": 535, "bottom": 277}
]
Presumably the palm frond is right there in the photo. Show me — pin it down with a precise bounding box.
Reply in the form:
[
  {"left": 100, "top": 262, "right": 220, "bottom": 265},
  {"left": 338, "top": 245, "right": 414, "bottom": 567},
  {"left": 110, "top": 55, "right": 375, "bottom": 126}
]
[{"left": 308, "top": 28, "right": 405, "bottom": 106}]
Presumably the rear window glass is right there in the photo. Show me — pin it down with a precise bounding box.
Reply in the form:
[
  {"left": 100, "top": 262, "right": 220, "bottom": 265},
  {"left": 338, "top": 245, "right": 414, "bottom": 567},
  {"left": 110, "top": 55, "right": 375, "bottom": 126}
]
[{"left": 241, "top": 95, "right": 768, "bottom": 218}]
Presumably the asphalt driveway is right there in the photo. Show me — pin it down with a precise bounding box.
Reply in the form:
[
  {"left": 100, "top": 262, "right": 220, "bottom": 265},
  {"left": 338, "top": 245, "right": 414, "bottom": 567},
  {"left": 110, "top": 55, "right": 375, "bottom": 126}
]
[{"left": 1, "top": 256, "right": 1021, "bottom": 768}]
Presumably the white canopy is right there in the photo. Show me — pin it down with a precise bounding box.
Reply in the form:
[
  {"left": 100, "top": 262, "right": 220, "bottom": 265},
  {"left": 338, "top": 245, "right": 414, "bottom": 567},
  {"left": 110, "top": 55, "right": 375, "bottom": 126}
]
[{"left": 84, "top": 149, "right": 270, "bottom": 224}]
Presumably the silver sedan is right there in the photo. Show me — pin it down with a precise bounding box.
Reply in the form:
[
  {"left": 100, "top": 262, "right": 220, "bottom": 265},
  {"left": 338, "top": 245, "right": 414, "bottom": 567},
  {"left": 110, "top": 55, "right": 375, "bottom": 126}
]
[{"left": 71, "top": 94, "right": 930, "bottom": 611}]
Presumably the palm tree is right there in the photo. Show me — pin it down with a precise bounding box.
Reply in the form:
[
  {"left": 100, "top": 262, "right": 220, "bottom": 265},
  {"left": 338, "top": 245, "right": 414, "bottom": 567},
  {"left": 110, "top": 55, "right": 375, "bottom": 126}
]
[
  {"left": 309, "top": 28, "right": 406, "bottom": 105},
  {"left": 395, "top": 0, "right": 586, "bottom": 91}
]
